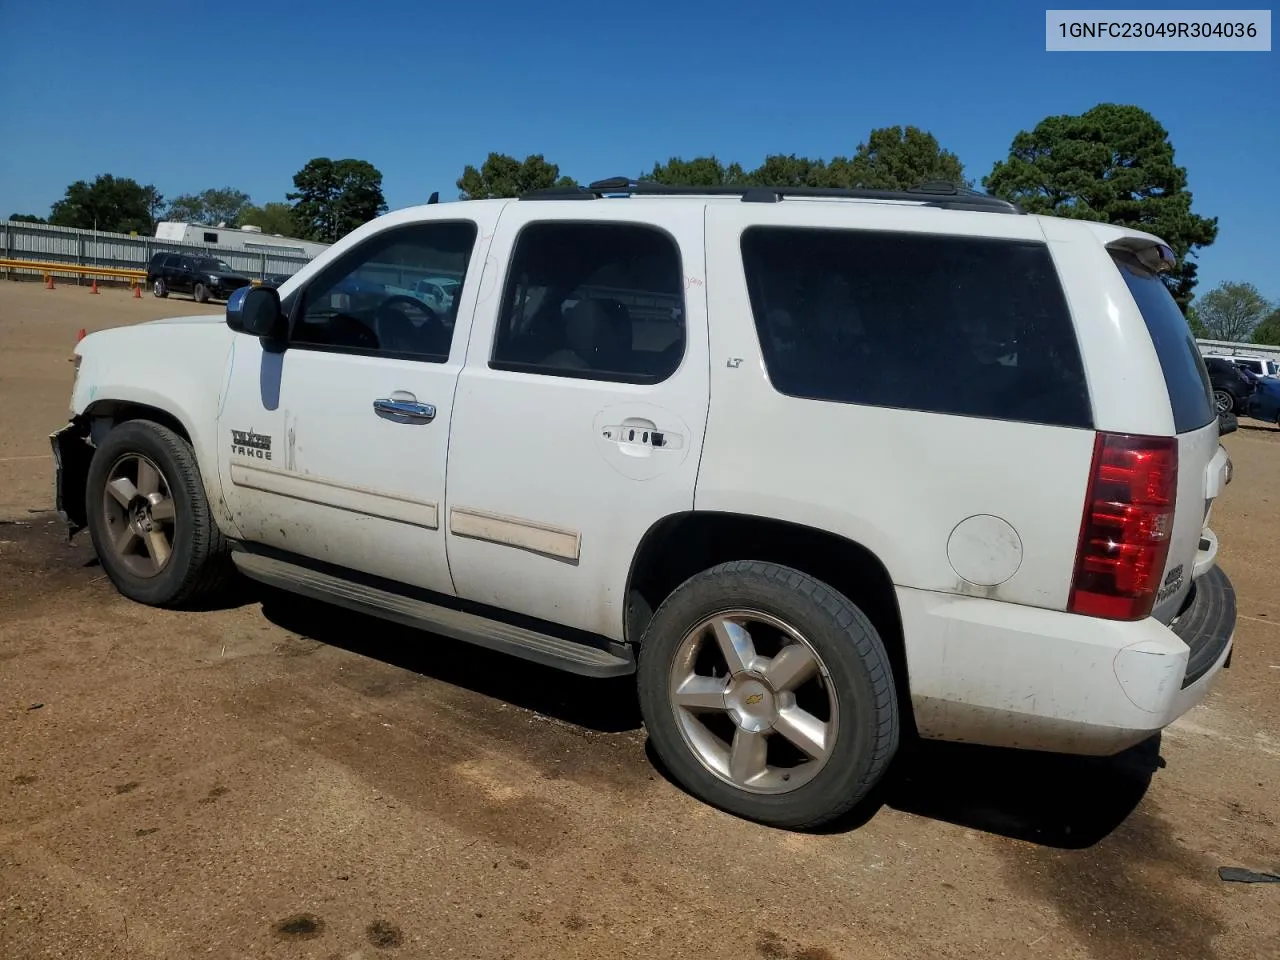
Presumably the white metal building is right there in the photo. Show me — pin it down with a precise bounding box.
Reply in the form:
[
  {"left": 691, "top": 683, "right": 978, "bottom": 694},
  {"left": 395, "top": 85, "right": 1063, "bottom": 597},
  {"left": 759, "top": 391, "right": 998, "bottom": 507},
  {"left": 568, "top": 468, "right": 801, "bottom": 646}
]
[{"left": 154, "top": 222, "right": 330, "bottom": 259}]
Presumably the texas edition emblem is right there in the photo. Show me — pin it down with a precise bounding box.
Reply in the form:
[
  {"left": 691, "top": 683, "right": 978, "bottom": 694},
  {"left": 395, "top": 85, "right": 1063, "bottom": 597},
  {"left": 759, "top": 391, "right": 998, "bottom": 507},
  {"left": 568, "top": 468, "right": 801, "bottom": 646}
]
[{"left": 230, "top": 429, "right": 272, "bottom": 461}]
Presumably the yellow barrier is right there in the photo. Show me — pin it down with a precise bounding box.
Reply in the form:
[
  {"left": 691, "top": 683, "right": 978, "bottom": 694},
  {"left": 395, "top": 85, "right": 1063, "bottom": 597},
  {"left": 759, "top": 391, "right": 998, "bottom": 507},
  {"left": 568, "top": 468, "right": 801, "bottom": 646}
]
[
  {"left": 0, "top": 257, "right": 146, "bottom": 282},
  {"left": 0, "top": 257, "right": 262, "bottom": 286}
]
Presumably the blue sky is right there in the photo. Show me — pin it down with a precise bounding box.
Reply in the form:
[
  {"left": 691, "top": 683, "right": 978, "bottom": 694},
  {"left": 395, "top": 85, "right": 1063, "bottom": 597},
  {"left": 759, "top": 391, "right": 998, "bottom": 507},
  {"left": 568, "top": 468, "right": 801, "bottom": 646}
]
[{"left": 1, "top": 0, "right": 1275, "bottom": 301}]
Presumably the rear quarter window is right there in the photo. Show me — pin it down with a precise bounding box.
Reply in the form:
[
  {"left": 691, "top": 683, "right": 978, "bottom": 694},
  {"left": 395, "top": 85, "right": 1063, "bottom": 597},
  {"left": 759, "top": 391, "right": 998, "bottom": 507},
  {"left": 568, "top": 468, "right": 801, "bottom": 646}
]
[
  {"left": 1110, "top": 252, "right": 1215, "bottom": 434},
  {"left": 739, "top": 227, "right": 1093, "bottom": 428}
]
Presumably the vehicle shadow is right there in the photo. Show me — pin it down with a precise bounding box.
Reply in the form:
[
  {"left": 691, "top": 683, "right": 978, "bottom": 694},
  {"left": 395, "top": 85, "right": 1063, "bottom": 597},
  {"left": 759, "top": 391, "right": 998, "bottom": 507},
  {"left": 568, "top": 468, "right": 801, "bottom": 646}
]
[
  {"left": 870, "top": 733, "right": 1163, "bottom": 849},
  {"left": 255, "top": 587, "right": 642, "bottom": 734},
  {"left": 254, "top": 587, "right": 1159, "bottom": 847}
]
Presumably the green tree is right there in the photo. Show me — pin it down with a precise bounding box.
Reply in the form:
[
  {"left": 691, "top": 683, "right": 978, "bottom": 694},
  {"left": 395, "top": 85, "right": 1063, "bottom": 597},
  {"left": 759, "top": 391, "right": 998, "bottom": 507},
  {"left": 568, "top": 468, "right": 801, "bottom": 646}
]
[
  {"left": 843, "top": 125, "right": 970, "bottom": 190},
  {"left": 287, "top": 158, "right": 388, "bottom": 243},
  {"left": 239, "top": 201, "right": 298, "bottom": 236},
  {"left": 984, "top": 104, "right": 1217, "bottom": 310},
  {"left": 746, "top": 154, "right": 828, "bottom": 187},
  {"left": 640, "top": 128, "right": 965, "bottom": 192},
  {"left": 1249, "top": 307, "right": 1280, "bottom": 347},
  {"left": 1194, "top": 282, "right": 1270, "bottom": 342},
  {"left": 8, "top": 212, "right": 45, "bottom": 222},
  {"left": 457, "top": 153, "right": 576, "bottom": 199},
  {"left": 48, "top": 174, "right": 164, "bottom": 234},
  {"left": 1185, "top": 304, "right": 1208, "bottom": 337},
  {"left": 164, "top": 187, "right": 253, "bottom": 226},
  {"left": 641, "top": 156, "right": 747, "bottom": 186}
]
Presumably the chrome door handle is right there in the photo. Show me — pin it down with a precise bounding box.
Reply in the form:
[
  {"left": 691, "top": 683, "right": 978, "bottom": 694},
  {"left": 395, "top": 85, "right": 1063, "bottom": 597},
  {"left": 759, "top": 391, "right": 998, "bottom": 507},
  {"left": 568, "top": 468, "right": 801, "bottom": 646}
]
[{"left": 373, "top": 398, "right": 436, "bottom": 423}]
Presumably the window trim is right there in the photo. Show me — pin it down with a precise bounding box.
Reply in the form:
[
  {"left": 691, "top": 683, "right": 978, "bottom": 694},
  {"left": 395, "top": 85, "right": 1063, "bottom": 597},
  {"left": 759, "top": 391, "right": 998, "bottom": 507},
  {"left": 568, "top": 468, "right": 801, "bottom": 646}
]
[
  {"left": 486, "top": 218, "right": 689, "bottom": 386},
  {"left": 285, "top": 219, "right": 479, "bottom": 365},
  {"left": 738, "top": 223, "right": 1095, "bottom": 429}
]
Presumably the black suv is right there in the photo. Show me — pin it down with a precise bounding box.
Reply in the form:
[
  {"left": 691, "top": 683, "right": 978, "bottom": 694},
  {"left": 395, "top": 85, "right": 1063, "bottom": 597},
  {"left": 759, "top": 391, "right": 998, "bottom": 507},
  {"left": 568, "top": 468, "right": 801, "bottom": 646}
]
[
  {"left": 146, "top": 252, "right": 251, "bottom": 304},
  {"left": 1203, "top": 356, "right": 1257, "bottom": 415}
]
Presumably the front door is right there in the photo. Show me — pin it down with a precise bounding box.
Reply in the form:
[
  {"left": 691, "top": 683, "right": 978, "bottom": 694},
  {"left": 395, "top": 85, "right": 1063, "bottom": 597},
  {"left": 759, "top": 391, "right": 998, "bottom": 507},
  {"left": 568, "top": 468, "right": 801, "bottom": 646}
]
[
  {"left": 173, "top": 257, "right": 196, "bottom": 296},
  {"left": 444, "top": 204, "right": 711, "bottom": 641},
  {"left": 215, "top": 213, "right": 495, "bottom": 595}
]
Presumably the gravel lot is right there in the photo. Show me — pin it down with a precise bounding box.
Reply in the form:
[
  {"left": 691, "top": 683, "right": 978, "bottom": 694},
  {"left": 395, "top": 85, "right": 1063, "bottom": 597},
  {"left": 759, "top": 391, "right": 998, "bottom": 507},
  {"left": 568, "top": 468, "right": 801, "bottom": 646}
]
[{"left": 2, "top": 280, "right": 1278, "bottom": 960}]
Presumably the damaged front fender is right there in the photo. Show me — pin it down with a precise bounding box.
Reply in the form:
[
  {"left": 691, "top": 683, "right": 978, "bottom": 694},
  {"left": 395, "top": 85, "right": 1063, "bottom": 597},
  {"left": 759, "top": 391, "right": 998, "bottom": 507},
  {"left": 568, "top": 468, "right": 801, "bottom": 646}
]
[{"left": 50, "top": 416, "right": 93, "bottom": 539}]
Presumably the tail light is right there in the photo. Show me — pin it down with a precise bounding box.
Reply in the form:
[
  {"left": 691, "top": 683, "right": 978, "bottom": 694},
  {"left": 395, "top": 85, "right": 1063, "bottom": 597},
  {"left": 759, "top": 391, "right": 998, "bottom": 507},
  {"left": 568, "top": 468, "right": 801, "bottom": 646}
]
[{"left": 1068, "top": 432, "right": 1178, "bottom": 621}]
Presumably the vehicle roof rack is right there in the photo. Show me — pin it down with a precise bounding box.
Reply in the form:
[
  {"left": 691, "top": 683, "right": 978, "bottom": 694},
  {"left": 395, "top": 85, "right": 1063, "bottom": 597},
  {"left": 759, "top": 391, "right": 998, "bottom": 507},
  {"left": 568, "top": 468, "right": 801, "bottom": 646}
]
[{"left": 520, "top": 177, "right": 1024, "bottom": 214}]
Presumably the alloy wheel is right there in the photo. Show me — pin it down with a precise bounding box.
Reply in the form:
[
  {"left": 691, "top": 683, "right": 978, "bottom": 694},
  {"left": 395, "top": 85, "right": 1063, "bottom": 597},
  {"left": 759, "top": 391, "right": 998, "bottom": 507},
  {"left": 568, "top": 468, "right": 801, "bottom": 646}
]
[
  {"left": 668, "top": 609, "right": 839, "bottom": 794},
  {"left": 100, "top": 453, "right": 177, "bottom": 578}
]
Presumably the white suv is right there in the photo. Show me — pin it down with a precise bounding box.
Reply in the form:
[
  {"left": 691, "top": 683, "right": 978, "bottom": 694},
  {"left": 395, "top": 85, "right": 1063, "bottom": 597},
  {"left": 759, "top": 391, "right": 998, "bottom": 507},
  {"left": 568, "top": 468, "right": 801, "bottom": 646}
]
[
  {"left": 1221, "top": 355, "right": 1279, "bottom": 378},
  {"left": 52, "top": 179, "right": 1237, "bottom": 829}
]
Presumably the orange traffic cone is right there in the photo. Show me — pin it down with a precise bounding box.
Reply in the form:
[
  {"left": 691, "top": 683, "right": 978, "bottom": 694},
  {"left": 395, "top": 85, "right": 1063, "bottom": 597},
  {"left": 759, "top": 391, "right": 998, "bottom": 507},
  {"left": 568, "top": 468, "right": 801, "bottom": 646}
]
[
  {"left": 133, "top": 282, "right": 142, "bottom": 299},
  {"left": 90, "top": 278, "right": 100, "bottom": 294},
  {"left": 45, "top": 273, "right": 55, "bottom": 290},
  {"left": 76, "top": 328, "right": 86, "bottom": 343}
]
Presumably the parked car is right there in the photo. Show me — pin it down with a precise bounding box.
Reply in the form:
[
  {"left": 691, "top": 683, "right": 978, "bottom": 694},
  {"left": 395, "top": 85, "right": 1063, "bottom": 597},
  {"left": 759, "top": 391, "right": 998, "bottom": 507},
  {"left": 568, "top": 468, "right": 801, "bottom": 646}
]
[
  {"left": 146, "top": 252, "right": 252, "bottom": 304},
  {"left": 1203, "top": 356, "right": 1257, "bottom": 415},
  {"left": 1245, "top": 375, "right": 1280, "bottom": 424},
  {"left": 1221, "top": 355, "right": 1280, "bottom": 379},
  {"left": 54, "top": 180, "right": 1237, "bottom": 830},
  {"left": 413, "top": 276, "right": 461, "bottom": 313}
]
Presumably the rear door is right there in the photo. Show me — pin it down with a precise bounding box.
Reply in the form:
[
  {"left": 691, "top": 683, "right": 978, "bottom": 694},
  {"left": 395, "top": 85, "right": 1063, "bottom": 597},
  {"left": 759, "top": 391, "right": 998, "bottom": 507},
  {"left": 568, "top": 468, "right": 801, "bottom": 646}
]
[
  {"left": 1109, "top": 248, "right": 1225, "bottom": 623},
  {"left": 443, "top": 202, "right": 710, "bottom": 641}
]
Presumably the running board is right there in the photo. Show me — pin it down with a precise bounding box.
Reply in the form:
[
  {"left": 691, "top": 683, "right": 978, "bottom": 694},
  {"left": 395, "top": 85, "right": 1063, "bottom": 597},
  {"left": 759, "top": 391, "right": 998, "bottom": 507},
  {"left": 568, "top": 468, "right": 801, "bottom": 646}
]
[{"left": 230, "top": 551, "right": 635, "bottom": 678}]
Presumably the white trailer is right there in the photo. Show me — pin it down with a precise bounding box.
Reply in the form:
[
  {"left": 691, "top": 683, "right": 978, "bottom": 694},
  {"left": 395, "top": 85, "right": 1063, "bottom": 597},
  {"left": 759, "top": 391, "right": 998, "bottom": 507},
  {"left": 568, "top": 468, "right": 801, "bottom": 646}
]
[{"left": 154, "top": 222, "right": 330, "bottom": 259}]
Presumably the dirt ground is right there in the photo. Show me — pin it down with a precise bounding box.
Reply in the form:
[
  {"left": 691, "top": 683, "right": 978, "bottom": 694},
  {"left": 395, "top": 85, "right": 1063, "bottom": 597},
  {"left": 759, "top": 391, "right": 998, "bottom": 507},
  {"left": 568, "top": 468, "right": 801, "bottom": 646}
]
[{"left": 1, "top": 280, "right": 1278, "bottom": 960}]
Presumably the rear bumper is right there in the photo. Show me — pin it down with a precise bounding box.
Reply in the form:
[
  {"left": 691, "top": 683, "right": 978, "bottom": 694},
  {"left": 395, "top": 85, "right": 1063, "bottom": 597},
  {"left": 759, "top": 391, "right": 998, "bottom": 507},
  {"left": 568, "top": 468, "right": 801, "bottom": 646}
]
[{"left": 899, "top": 565, "right": 1236, "bottom": 756}]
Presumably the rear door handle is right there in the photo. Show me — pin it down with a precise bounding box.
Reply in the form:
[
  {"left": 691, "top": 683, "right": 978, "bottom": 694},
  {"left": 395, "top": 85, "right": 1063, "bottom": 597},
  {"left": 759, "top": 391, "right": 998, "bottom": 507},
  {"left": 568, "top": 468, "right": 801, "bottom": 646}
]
[{"left": 373, "top": 398, "right": 436, "bottom": 423}]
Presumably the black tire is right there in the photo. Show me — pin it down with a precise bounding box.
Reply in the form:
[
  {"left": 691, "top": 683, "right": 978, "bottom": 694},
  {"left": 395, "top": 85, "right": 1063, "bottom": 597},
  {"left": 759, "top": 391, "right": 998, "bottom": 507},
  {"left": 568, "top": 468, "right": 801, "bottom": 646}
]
[
  {"left": 637, "top": 561, "right": 899, "bottom": 830},
  {"left": 193, "top": 282, "right": 209, "bottom": 304},
  {"left": 152, "top": 277, "right": 168, "bottom": 298},
  {"left": 85, "top": 419, "right": 233, "bottom": 607}
]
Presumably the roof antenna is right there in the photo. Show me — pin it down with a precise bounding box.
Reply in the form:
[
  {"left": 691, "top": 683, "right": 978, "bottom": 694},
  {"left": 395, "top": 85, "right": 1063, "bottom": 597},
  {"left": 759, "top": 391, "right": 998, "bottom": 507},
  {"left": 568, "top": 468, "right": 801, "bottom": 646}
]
[{"left": 427, "top": 191, "right": 439, "bottom": 204}]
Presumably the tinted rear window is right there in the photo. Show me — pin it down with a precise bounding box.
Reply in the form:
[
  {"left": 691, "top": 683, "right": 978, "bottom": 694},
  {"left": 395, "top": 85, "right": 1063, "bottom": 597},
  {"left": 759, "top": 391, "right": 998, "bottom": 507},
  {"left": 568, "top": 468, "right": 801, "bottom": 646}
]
[
  {"left": 1111, "top": 252, "right": 1214, "bottom": 433},
  {"left": 739, "top": 227, "right": 1093, "bottom": 427}
]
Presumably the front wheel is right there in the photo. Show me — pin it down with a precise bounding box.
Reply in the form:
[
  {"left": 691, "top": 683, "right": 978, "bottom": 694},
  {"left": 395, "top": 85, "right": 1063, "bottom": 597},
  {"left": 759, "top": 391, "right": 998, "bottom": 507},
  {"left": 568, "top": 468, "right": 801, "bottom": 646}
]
[
  {"left": 193, "top": 282, "right": 210, "bottom": 304},
  {"left": 85, "top": 420, "right": 233, "bottom": 607},
  {"left": 1213, "top": 388, "right": 1234, "bottom": 414},
  {"left": 637, "top": 561, "right": 899, "bottom": 830}
]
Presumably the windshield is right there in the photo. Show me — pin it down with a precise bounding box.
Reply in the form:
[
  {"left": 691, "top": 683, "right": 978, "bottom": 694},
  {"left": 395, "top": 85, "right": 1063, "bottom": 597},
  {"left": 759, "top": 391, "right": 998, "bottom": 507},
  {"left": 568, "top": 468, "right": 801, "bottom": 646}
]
[{"left": 197, "top": 258, "right": 234, "bottom": 272}]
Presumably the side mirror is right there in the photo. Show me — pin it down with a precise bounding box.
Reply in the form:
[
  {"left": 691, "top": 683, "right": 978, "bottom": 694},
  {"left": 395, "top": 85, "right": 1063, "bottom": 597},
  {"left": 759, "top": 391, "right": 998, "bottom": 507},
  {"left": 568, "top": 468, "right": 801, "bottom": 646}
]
[
  {"left": 1218, "top": 410, "right": 1238, "bottom": 435},
  {"left": 227, "top": 285, "right": 286, "bottom": 342}
]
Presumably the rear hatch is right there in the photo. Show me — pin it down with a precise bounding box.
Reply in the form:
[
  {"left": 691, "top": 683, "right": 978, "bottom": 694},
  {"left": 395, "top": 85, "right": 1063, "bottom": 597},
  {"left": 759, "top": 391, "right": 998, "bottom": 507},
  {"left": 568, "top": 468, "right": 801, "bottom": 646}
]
[{"left": 1108, "top": 247, "right": 1225, "bottom": 625}]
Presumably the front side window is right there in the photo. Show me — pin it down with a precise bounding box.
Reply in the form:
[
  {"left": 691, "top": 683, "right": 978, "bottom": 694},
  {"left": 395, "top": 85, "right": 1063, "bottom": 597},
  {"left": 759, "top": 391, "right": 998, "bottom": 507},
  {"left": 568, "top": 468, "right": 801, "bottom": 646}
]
[
  {"left": 490, "top": 222, "right": 686, "bottom": 384},
  {"left": 291, "top": 221, "right": 477, "bottom": 361},
  {"left": 740, "top": 227, "right": 1093, "bottom": 428}
]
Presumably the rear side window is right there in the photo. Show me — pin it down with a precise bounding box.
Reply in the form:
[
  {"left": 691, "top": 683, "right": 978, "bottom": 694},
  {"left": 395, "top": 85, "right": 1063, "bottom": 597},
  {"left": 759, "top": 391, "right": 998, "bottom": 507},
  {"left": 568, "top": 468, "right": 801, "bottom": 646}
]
[
  {"left": 1111, "top": 252, "right": 1214, "bottom": 433},
  {"left": 739, "top": 227, "right": 1093, "bottom": 427}
]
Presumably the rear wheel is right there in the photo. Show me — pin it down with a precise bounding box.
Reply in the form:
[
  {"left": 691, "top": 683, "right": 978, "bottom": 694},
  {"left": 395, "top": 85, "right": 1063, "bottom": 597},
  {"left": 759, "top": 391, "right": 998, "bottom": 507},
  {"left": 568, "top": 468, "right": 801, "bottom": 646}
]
[
  {"left": 637, "top": 561, "right": 899, "bottom": 830},
  {"left": 1212, "top": 388, "right": 1234, "bottom": 414},
  {"left": 152, "top": 278, "right": 168, "bottom": 298},
  {"left": 85, "top": 420, "right": 233, "bottom": 607}
]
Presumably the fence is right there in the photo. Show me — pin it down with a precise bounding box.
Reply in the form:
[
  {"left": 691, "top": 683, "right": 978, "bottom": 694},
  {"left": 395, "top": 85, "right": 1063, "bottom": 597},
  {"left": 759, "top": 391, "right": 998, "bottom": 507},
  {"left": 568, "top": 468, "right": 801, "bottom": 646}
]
[{"left": 1, "top": 219, "right": 316, "bottom": 284}]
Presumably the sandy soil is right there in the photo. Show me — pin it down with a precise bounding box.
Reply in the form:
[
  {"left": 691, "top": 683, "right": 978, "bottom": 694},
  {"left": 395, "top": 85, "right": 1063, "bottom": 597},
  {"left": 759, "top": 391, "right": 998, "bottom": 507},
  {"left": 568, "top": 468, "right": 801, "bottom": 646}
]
[{"left": 1, "top": 280, "right": 1278, "bottom": 960}]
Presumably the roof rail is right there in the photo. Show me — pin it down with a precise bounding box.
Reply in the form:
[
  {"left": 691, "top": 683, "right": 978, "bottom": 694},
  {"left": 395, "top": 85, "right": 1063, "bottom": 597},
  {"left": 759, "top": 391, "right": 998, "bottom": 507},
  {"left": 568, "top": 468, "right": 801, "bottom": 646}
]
[{"left": 520, "top": 177, "right": 1024, "bottom": 214}]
